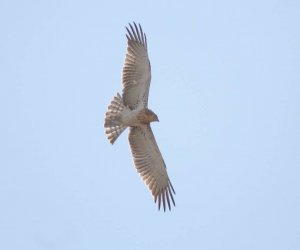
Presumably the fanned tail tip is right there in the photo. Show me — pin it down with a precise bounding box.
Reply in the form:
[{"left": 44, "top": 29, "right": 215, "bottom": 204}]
[{"left": 104, "top": 93, "right": 126, "bottom": 144}]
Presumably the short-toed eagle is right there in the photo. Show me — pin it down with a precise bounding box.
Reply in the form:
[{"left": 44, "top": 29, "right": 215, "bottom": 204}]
[{"left": 104, "top": 22, "right": 175, "bottom": 211}]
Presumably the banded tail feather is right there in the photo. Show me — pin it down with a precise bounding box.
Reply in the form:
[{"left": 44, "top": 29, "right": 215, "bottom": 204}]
[{"left": 104, "top": 93, "right": 126, "bottom": 144}]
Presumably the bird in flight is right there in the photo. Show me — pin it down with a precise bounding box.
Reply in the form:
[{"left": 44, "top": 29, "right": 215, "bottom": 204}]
[{"left": 104, "top": 22, "right": 175, "bottom": 211}]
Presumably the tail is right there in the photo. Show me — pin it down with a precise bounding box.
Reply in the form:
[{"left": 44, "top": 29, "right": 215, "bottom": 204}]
[{"left": 104, "top": 93, "right": 126, "bottom": 144}]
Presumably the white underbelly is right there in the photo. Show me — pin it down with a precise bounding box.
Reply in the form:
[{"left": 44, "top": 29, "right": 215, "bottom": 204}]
[{"left": 120, "top": 107, "right": 143, "bottom": 126}]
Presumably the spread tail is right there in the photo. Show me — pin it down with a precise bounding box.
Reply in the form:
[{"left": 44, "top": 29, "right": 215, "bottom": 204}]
[{"left": 104, "top": 93, "right": 126, "bottom": 144}]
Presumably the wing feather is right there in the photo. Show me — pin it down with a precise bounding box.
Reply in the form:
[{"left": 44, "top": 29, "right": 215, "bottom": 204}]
[
  {"left": 122, "top": 22, "right": 151, "bottom": 109},
  {"left": 128, "top": 125, "right": 175, "bottom": 211}
]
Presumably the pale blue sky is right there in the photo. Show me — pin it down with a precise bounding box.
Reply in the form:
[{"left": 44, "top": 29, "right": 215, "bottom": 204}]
[{"left": 1, "top": 0, "right": 300, "bottom": 249}]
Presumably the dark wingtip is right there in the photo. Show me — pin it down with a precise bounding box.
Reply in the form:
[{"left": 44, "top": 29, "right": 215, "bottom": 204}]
[
  {"left": 155, "top": 186, "right": 176, "bottom": 212},
  {"left": 125, "top": 22, "right": 146, "bottom": 48}
]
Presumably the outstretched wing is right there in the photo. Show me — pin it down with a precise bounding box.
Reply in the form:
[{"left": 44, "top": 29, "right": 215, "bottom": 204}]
[
  {"left": 128, "top": 125, "right": 175, "bottom": 211},
  {"left": 122, "top": 22, "right": 151, "bottom": 109}
]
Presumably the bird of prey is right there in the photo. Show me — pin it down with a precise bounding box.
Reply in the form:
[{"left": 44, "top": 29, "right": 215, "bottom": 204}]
[{"left": 104, "top": 22, "right": 175, "bottom": 211}]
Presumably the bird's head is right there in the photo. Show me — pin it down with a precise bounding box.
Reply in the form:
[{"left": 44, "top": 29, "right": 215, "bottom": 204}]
[
  {"left": 152, "top": 113, "right": 159, "bottom": 122},
  {"left": 144, "top": 109, "right": 159, "bottom": 123}
]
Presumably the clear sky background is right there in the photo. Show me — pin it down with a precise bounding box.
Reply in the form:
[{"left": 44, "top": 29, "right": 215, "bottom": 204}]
[{"left": 1, "top": 0, "right": 299, "bottom": 249}]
